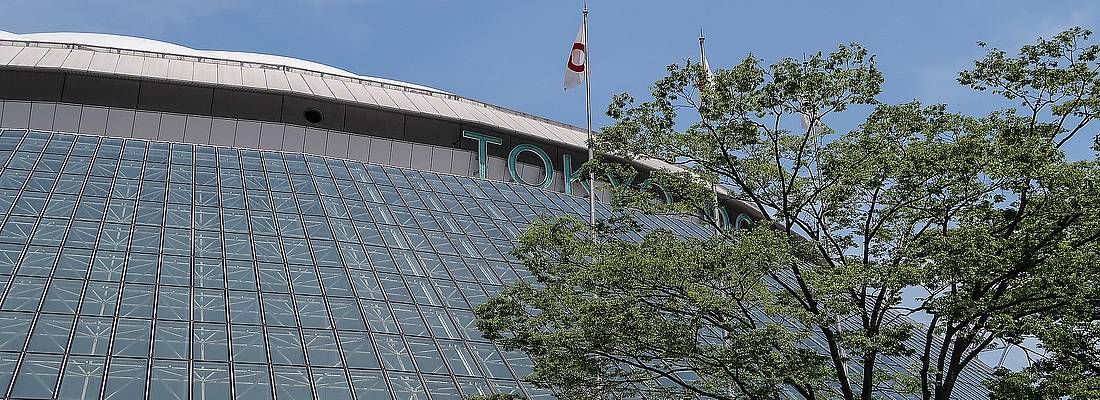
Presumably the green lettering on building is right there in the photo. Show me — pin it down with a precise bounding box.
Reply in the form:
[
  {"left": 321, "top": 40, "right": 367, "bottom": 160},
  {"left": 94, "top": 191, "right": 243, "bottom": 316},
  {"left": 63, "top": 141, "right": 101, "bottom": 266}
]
[
  {"left": 507, "top": 143, "right": 554, "bottom": 189},
  {"left": 461, "top": 130, "right": 502, "bottom": 179}
]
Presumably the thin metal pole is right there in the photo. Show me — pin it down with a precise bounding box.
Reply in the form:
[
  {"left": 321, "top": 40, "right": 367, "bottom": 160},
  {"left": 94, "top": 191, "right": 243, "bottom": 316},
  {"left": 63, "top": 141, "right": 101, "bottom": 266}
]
[
  {"left": 700, "top": 30, "right": 721, "bottom": 235},
  {"left": 699, "top": 30, "right": 706, "bottom": 67},
  {"left": 584, "top": 4, "right": 595, "bottom": 227}
]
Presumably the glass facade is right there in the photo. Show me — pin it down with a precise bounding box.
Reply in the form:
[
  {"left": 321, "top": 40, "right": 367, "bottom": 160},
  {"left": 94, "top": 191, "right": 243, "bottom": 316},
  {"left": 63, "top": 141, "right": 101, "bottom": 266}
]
[{"left": 0, "top": 128, "right": 712, "bottom": 399}]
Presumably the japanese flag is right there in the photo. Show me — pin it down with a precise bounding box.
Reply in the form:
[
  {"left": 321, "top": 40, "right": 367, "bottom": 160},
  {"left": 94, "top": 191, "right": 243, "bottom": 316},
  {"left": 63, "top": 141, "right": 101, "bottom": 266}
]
[{"left": 564, "top": 22, "right": 586, "bottom": 90}]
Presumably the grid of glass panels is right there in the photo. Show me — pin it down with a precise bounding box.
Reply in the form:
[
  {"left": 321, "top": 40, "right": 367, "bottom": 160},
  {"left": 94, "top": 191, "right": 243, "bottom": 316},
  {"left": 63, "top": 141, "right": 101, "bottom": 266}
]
[{"left": 0, "top": 129, "right": 712, "bottom": 400}]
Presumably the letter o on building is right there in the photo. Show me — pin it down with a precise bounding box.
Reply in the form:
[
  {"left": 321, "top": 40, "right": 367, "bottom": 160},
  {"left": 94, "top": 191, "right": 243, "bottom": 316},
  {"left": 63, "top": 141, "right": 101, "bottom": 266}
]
[
  {"left": 639, "top": 178, "right": 674, "bottom": 204},
  {"left": 507, "top": 144, "right": 555, "bottom": 189}
]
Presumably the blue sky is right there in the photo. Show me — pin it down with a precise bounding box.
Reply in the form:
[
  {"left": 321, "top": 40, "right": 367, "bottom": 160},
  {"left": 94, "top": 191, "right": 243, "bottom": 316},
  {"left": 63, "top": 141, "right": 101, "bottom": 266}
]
[{"left": 3, "top": 0, "right": 1098, "bottom": 146}]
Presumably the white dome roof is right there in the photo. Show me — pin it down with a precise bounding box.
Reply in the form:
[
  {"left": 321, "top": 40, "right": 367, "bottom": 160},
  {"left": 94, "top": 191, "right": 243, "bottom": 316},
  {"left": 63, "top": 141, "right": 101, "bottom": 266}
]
[{"left": 0, "top": 31, "right": 443, "bottom": 92}]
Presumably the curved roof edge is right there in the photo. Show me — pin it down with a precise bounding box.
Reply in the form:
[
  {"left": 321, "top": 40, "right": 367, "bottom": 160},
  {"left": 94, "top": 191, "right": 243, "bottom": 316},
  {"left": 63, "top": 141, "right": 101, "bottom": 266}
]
[{"left": 0, "top": 30, "right": 442, "bottom": 92}]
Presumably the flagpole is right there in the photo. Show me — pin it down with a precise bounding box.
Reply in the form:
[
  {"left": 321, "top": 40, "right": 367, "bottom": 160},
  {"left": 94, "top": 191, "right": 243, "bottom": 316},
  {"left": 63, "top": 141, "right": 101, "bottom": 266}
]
[
  {"left": 700, "top": 30, "right": 721, "bottom": 236},
  {"left": 583, "top": 3, "right": 595, "bottom": 227},
  {"left": 699, "top": 29, "right": 706, "bottom": 65}
]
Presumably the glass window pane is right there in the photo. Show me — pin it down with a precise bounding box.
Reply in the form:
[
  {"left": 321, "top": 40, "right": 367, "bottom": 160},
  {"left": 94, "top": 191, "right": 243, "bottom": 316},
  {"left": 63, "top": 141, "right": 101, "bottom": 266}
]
[
  {"left": 423, "top": 375, "right": 462, "bottom": 400},
  {"left": 338, "top": 242, "right": 370, "bottom": 270},
  {"left": 111, "top": 318, "right": 151, "bottom": 357},
  {"left": 193, "top": 288, "right": 227, "bottom": 323},
  {"left": 251, "top": 236, "right": 281, "bottom": 263},
  {"left": 349, "top": 370, "right": 391, "bottom": 400},
  {"left": 470, "top": 343, "right": 516, "bottom": 380},
  {"left": 257, "top": 265, "right": 290, "bottom": 294},
  {"left": 70, "top": 315, "right": 114, "bottom": 355},
  {"left": 407, "top": 337, "right": 449, "bottom": 375},
  {"left": 272, "top": 366, "right": 313, "bottom": 400},
  {"left": 312, "top": 368, "right": 353, "bottom": 400},
  {"left": 288, "top": 265, "right": 322, "bottom": 295},
  {"left": 316, "top": 267, "right": 353, "bottom": 298},
  {"left": 122, "top": 254, "right": 157, "bottom": 283},
  {"left": 54, "top": 247, "right": 91, "bottom": 279},
  {"left": 391, "top": 303, "right": 429, "bottom": 337},
  {"left": 439, "top": 341, "right": 480, "bottom": 376},
  {"left": 489, "top": 379, "right": 525, "bottom": 397},
  {"left": 119, "top": 283, "right": 154, "bottom": 318},
  {"left": 27, "top": 314, "right": 73, "bottom": 353},
  {"left": 193, "top": 259, "right": 225, "bottom": 289},
  {"left": 12, "top": 354, "right": 63, "bottom": 399},
  {"left": 149, "top": 359, "right": 188, "bottom": 400},
  {"left": 0, "top": 311, "right": 33, "bottom": 351},
  {"left": 266, "top": 327, "right": 304, "bottom": 365},
  {"left": 192, "top": 323, "right": 229, "bottom": 361},
  {"left": 17, "top": 245, "right": 57, "bottom": 277},
  {"left": 377, "top": 273, "right": 412, "bottom": 303},
  {"left": 230, "top": 324, "right": 267, "bottom": 364},
  {"left": 90, "top": 250, "right": 126, "bottom": 281},
  {"left": 361, "top": 300, "right": 399, "bottom": 334},
  {"left": 64, "top": 221, "right": 100, "bottom": 250},
  {"left": 225, "top": 261, "right": 257, "bottom": 291},
  {"left": 433, "top": 280, "right": 468, "bottom": 309},
  {"left": 337, "top": 331, "right": 379, "bottom": 369},
  {"left": 228, "top": 290, "right": 261, "bottom": 325},
  {"left": 232, "top": 364, "right": 273, "bottom": 400},
  {"left": 457, "top": 376, "right": 492, "bottom": 398},
  {"left": 192, "top": 362, "right": 231, "bottom": 400},
  {"left": 348, "top": 270, "right": 384, "bottom": 300},
  {"left": 302, "top": 329, "right": 342, "bottom": 367},
  {"left": 421, "top": 307, "right": 461, "bottom": 340},
  {"left": 159, "top": 254, "right": 190, "bottom": 285},
  {"left": 153, "top": 320, "right": 189, "bottom": 359},
  {"left": 326, "top": 297, "right": 364, "bottom": 331},
  {"left": 0, "top": 243, "right": 21, "bottom": 275},
  {"left": 58, "top": 356, "right": 105, "bottom": 400},
  {"left": 41, "top": 278, "right": 83, "bottom": 314},
  {"left": 80, "top": 282, "right": 119, "bottom": 316},
  {"left": 295, "top": 295, "right": 331, "bottom": 329},
  {"left": 406, "top": 276, "right": 441, "bottom": 306},
  {"left": 449, "top": 309, "right": 482, "bottom": 342},
  {"left": 387, "top": 371, "right": 428, "bottom": 400},
  {"left": 2, "top": 276, "right": 46, "bottom": 311},
  {"left": 374, "top": 334, "right": 414, "bottom": 371},
  {"left": 156, "top": 286, "right": 189, "bottom": 320},
  {"left": 0, "top": 352, "right": 19, "bottom": 395},
  {"left": 261, "top": 293, "right": 296, "bottom": 327}
]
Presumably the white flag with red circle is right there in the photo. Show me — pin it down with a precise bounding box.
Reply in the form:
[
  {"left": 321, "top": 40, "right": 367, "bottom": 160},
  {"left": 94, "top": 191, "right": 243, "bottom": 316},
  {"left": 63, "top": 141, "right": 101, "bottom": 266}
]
[{"left": 564, "top": 22, "right": 586, "bottom": 90}]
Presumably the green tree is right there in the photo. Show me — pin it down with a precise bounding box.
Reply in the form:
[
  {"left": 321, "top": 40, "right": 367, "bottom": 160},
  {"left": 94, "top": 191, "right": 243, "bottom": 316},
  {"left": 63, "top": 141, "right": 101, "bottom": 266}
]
[{"left": 475, "top": 28, "right": 1100, "bottom": 400}]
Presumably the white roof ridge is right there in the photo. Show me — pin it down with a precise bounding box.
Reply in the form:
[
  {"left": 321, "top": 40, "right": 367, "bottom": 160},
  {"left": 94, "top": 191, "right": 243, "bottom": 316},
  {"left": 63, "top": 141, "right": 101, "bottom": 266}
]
[{"left": 3, "top": 31, "right": 446, "bottom": 91}]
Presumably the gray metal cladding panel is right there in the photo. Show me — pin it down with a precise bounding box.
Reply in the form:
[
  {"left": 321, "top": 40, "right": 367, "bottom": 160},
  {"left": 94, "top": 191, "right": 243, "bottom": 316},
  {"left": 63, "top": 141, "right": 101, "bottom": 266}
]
[
  {"left": 403, "top": 115, "right": 461, "bottom": 148},
  {"left": 211, "top": 89, "right": 283, "bottom": 122},
  {"left": 136, "top": 80, "right": 213, "bottom": 115},
  {"left": 281, "top": 95, "right": 344, "bottom": 131},
  {"left": 344, "top": 106, "right": 404, "bottom": 140},
  {"left": 0, "top": 70, "right": 65, "bottom": 102},
  {"left": 61, "top": 75, "right": 140, "bottom": 109}
]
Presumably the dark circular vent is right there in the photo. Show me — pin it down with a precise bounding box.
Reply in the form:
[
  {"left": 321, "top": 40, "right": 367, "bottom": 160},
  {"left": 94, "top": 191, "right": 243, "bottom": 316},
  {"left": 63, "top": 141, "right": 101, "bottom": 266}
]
[{"left": 303, "top": 108, "right": 323, "bottom": 124}]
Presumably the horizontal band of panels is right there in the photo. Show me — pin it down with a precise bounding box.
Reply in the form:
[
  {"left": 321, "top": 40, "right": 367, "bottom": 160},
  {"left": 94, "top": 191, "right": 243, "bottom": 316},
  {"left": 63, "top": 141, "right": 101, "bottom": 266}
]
[{"left": 0, "top": 34, "right": 646, "bottom": 167}]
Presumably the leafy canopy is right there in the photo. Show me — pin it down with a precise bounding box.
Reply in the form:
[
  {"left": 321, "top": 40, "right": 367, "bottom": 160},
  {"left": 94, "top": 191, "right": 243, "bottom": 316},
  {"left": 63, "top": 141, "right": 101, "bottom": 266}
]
[{"left": 476, "top": 27, "right": 1100, "bottom": 400}]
